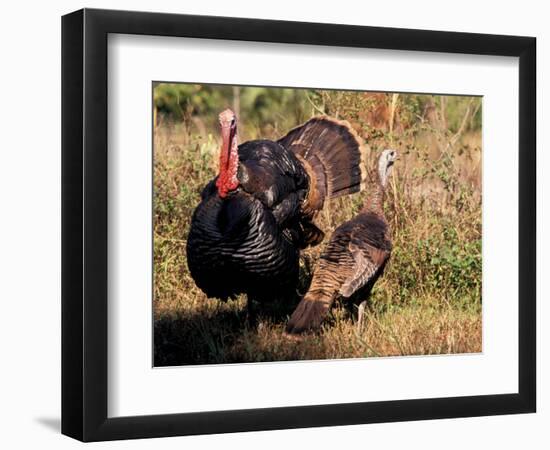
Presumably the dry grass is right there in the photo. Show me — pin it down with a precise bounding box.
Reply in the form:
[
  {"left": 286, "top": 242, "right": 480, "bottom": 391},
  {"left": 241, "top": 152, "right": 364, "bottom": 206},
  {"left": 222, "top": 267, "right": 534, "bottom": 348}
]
[
  {"left": 153, "top": 94, "right": 482, "bottom": 367},
  {"left": 154, "top": 296, "right": 480, "bottom": 365}
]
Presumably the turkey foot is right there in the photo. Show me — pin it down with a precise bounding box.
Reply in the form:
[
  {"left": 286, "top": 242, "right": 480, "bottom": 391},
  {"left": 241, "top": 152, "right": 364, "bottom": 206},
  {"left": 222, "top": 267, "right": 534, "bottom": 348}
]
[{"left": 356, "top": 300, "right": 368, "bottom": 333}]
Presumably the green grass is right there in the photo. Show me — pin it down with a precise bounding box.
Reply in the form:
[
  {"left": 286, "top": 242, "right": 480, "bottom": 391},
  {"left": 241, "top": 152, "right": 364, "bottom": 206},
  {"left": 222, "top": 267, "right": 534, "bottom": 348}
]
[{"left": 153, "top": 91, "right": 482, "bottom": 366}]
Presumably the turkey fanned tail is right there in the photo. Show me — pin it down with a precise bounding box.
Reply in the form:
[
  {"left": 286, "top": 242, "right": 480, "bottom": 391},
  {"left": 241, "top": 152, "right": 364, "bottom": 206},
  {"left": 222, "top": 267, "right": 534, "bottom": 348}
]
[{"left": 278, "top": 116, "right": 368, "bottom": 213}]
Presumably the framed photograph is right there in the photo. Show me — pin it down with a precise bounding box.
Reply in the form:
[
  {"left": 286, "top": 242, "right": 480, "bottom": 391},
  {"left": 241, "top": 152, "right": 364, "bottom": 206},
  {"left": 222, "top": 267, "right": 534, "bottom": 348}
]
[{"left": 62, "top": 8, "right": 536, "bottom": 442}]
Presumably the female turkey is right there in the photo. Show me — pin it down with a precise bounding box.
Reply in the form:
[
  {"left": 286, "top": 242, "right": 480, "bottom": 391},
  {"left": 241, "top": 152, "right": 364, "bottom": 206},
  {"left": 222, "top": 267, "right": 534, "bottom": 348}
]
[
  {"left": 286, "top": 149, "right": 397, "bottom": 334},
  {"left": 186, "top": 109, "right": 368, "bottom": 311}
]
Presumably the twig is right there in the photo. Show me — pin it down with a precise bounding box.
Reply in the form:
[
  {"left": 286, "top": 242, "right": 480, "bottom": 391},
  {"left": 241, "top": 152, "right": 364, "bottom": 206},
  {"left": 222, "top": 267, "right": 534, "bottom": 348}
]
[
  {"left": 305, "top": 92, "right": 326, "bottom": 115},
  {"left": 389, "top": 93, "right": 399, "bottom": 137},
  {"left": 469, "top": 100, "right": 481, "bottom": 130},
  {"left": 154, "top": 235, "right": 187, "bottom": 244},
  {"left": 439, "top": 95, "right": 447, "bottom": 130},
  {"left": 446, "top": 97, "right": 475, "bottom": 151}
]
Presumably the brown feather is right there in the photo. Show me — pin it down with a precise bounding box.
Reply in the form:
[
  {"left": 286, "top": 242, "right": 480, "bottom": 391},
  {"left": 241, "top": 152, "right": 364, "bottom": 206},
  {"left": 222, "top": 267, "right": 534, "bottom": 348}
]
[
  {"left": 340, "top": 240, "right": 390, "bottom": 297},
  {"left": 278, "top": 116, "right": 368, "bottom": 204}
]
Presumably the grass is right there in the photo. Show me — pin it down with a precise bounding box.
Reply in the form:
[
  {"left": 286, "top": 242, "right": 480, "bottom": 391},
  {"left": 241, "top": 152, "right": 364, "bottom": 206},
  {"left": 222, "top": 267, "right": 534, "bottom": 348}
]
[
  {"left": 153, "top": 93, "right": 482, "bottom": 366},
  {"left": 154, "top": 296, "right": 481, "bottom": 365}
]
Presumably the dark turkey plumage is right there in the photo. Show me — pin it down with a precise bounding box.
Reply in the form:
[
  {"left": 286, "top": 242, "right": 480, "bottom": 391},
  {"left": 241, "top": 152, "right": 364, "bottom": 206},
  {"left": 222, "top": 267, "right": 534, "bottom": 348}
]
[{"left": 187, "top": 140, "right": 308, "bottom": 301}]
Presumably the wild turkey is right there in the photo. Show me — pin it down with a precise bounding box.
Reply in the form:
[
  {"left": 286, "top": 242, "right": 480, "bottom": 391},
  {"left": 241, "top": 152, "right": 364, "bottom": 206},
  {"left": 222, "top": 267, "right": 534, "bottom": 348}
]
[
  {"left": 186, "top": 109, "right": 367, "bottom": 312},
  {"left": 285, "top": 149, "right": 397, "bottom": 334}
]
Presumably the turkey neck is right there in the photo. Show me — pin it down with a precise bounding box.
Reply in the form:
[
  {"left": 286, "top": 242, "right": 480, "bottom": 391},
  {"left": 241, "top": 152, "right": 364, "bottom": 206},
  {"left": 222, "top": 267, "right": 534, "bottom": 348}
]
[
  {"left": 361, "top": 156, "right": 390, "bottom": 216},
  {"left": 216, "top": 123, "right": 240, "bottom": 198}
]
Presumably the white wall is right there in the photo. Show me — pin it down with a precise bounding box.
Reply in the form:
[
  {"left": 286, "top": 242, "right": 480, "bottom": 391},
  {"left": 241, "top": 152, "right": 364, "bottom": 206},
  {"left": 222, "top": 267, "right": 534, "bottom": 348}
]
[{"left": 0, "top": 1, "right": 546, "bottom": 448}]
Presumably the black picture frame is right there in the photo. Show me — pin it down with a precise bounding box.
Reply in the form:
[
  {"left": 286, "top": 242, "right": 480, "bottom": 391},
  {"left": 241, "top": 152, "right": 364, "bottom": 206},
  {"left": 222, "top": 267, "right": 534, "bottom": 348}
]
[{"left": 62, "top": 8, "right": 536, "bottom": 442}]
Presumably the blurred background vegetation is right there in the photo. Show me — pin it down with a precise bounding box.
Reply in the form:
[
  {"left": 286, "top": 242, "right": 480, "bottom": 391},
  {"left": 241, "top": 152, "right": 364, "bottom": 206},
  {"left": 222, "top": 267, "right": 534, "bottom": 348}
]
[
  {"left": 153, "top": 82, "right": 482, "bottom": 366},
  {"left": 153, "top": 82, "right": 481, "bottom": 141}
]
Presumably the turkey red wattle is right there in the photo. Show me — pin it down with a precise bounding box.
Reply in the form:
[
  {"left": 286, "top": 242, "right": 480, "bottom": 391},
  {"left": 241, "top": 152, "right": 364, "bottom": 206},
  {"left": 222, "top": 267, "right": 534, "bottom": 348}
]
[{"left": 216, "top": 111, "right": 240, "bottom": 198}]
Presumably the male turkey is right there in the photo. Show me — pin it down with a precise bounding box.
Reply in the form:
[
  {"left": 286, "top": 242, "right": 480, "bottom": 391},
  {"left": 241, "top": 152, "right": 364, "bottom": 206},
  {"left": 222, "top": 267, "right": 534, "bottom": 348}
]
[
  {"left": 186, "top": 109, "right": 367, "bottom": 312},
  {"left": 286, "top": 149, "right": 397, "bottom": 334}
]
